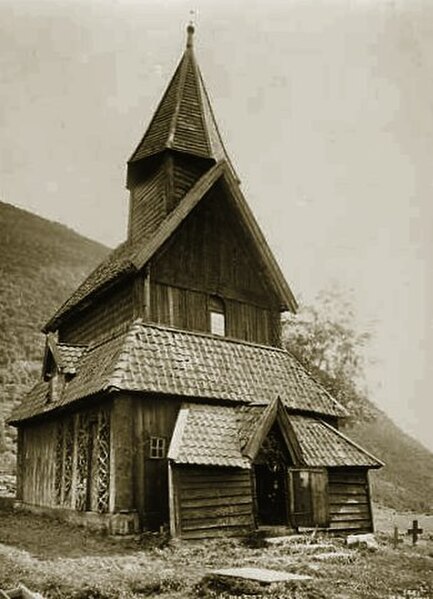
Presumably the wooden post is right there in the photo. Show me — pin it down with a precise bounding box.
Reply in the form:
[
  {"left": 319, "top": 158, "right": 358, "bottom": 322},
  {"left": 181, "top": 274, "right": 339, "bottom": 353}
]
[
  {"left": 109, "top": 406, "right": 116, "bottom": 514},
  {"left": 365, "top": 470, "right": 374, "bottom": 532},
  {"left": 168, "top": 461, "right": 179, "bottom": 537},
  {"left": 70, "top": 414, "right": 79, "bottom": 510},
  {"left": 393, "top": 525, "right": 403, "bottom": 549},
  {"left": 144, "top": 266, "right": 151, "bottom": 322}
]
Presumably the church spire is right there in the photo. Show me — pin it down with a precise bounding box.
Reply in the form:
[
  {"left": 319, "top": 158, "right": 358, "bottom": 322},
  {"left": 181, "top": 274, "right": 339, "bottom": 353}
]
[{"left": 127, "top": 24, "right": 235, "bottom": 177}]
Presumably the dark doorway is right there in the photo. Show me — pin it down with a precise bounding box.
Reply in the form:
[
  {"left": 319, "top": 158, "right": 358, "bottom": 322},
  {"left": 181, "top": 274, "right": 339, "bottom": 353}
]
[{"left": 254, "top": 465, "right": 288, "bottom": 526}]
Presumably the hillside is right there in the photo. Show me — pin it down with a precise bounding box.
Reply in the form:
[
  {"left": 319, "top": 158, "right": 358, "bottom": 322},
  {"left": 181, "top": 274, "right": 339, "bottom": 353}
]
[
  {"left": 0, "top": 200, "right": 109, "bottom": 469},
  {"left": 345, "top": 407, "right": 433, "bottom": 513}
]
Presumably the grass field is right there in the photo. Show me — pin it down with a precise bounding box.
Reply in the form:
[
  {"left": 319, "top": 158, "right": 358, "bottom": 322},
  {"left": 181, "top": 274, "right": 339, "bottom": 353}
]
[{"left": 0, "top": 503, "right": 432, "bottom": 599}]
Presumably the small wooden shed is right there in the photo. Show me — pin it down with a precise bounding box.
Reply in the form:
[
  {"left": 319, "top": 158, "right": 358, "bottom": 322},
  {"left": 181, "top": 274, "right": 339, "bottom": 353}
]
[{"left": 8, "top": 25, "right": 383, "bottom": 538}]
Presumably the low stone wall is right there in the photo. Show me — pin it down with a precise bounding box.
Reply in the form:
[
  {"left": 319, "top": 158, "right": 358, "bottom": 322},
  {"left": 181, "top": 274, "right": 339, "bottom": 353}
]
[{"left": 13, "top": 502, "right": 140, "bottom": 536}]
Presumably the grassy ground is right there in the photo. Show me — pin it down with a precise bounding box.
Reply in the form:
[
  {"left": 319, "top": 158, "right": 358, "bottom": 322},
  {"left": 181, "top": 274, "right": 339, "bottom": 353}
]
[{"left": 0, "top": 504, "right": 432, "bottom": 599}]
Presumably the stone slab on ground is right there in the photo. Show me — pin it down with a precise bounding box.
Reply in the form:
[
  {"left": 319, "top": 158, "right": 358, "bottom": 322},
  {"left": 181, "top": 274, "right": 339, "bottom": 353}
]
[
  {"left": 209, "top": 567, "right": 312, "bottom": 584},
  {"left": 0, "top": 584, "right": 45, "bottom": 598}
]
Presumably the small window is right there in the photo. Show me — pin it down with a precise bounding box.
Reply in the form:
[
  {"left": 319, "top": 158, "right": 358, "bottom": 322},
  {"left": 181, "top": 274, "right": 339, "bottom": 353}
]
[
  {"left": 149, "top": 436, "right": 166, "bottom": 459},
  {"left": 209, "top": 296, "right": 225, "bottom": 336}
]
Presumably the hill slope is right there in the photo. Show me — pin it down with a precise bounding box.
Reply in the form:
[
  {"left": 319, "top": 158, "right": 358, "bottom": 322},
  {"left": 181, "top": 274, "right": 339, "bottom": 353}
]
[
  {"left": 0, "top": 201, "right": 109, "bottom": 468},
  {"left": 344, "top": 407, "right": 433, "bottom": 513}
]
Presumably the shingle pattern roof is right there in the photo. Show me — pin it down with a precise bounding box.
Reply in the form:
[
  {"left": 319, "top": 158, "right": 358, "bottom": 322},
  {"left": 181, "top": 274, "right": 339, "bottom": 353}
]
[
  {"left": 168, "top": 404, "right": 250, "bottom": 468},
  {"left": 9, "top": 321, "right": 346, "bottom": 424},
  {"left": 289, "top": 415, "right": 382, "bottom": 468},
  {"left": 129, "top": 41, "right": 232, "bottom": 166},
  {"left": 57, "top": 344, "right": 86, "bottom": 374},
  {"left": 168, "top": 404, "right": 382, "bottom": 468}
]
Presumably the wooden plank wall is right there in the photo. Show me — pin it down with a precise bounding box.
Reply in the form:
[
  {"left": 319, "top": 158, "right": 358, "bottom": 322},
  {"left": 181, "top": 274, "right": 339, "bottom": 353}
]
[
  {"left": 152, "top": 184, "right": 281, "bottom": 316},
  {"left": 129, "top": 162, "right": 167, "bottom": 243},
  {"left": 328, "top": 468, "right": 373, "bottom": 532},
  {"left": 170, "top": 154, "right": 209, "bottom": 212},
  {"left": 150, "top": 282, "right": 280, "bottom": 346},
  {"left": 21, "top": 420, "right": 57, "bottom": 507},
  {"left": 132, "top": 396, "right": 180, "bottom": 530},
  {"left": 59, "top": 281, "right": 134, "bottom": 345},
  {"left": 175, "top": 466, "right": 254, "bottom": 539}
]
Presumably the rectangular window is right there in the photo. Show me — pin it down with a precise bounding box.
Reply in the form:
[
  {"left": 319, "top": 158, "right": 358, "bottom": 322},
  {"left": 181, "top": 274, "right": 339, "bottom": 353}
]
[
  {"left": 210, "top": 311, "right": 225, "bottom": 336},
  {"left": 149, "top": 436, "right": 166, "bottom": 459}
]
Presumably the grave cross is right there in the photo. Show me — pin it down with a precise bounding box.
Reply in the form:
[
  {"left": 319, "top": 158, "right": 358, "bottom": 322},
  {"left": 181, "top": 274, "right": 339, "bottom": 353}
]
[{"left": 407, "top": 519, "right": 423, "bottom": 545}]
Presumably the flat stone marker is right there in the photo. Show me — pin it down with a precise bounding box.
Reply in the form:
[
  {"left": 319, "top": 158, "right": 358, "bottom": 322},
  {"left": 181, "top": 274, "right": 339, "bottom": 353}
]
[{"left": 209, "top": 567, "right": 312, "bottom": 584}]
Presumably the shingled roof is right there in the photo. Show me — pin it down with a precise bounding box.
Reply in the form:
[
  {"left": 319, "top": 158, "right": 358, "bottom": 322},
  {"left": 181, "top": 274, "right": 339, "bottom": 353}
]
[
  {"left": 167, "top": 403, "right": 383, "bottom": 469},
  {"left": 128, "top": 24, "right": 234, "bottom": 172},
  {"left": 9, "top": 320, "right": 347, "bottom": 424},
  {"left": 168, "top": 404, "right": 250, "bottom": 468},
  {"left": 57, "top": 343, "right": 87, "bottom": 374}
]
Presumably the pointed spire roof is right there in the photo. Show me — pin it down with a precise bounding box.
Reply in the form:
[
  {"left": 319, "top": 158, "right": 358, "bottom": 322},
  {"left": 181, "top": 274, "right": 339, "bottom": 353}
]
[{"left": 129, "top": 25, "right": 235, "bottom": 171}]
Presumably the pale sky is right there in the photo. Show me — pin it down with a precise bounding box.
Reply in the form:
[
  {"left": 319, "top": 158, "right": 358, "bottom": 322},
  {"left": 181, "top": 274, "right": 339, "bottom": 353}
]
[{"left": 1, "top": 0, "right": 432, "bottom": 450}]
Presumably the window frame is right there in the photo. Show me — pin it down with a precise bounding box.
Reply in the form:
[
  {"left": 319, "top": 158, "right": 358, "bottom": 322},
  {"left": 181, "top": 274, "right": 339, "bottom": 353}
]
[
  {"left": 149, "top": 436, "right": 166, "bottom": 459},
  {"left": 208, "top": 296, "right": 226, "bottom": 337}
]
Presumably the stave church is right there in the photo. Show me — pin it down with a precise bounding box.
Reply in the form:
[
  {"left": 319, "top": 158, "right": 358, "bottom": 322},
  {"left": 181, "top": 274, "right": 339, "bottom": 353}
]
[{"left": 9, "top": 25, "right": 383, "bottom": 539}]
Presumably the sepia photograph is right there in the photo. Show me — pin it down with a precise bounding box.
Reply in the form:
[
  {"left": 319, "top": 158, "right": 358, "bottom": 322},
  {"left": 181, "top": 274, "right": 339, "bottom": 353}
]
[{"left": 0, "top": 0, "right": 432, "bottom": 597}]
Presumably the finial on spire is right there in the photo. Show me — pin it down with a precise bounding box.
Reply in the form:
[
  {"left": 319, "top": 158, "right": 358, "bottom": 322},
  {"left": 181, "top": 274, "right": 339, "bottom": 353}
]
[{"left": 186, "top": 10, "right": 195, "bottom": 48}]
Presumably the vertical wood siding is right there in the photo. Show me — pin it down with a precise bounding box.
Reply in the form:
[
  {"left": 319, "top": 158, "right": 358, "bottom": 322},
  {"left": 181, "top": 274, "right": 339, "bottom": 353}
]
[
  {"left": 170, "top": 154, "right": 209, "bottom": 211},
  {"left": 327, "top": 468, "right": 373, "bottom": 532},
  {"left": 21, "top": 420, "right": 57, "bottom": 507},
  {"left": 151, "top": 185, "right": 282, "bottom": 346},
  {"left": 59, "top": 281, "right": 134, "bottom": 345},
  {"left": 129, "top": 163, "right": 167, "bottom": 243},
  {"left": 20, "top": 404, "right": 113, "bottom": 512},
  {"left": 153, "top": 185, "right": 274, "bottom": 305},
  {"left": 150, "top": 282, "right": 280, "bottom": 346},
  {"left": 132, "top": 396, "right": 180, "bottom": 529},
  {"left": 174, "top": 466, "right": 254, "bottom": 539}
]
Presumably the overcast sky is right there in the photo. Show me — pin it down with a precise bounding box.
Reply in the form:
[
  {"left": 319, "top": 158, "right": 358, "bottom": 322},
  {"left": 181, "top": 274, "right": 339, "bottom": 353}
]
[{"left": 1, "top": 0, "right": 432, "bottom": 450}]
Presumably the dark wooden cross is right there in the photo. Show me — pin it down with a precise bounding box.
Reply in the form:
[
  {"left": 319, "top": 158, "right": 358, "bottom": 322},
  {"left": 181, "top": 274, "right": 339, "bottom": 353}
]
[{"left": 407, "top": 519, "right": 423, "bottom": 545}]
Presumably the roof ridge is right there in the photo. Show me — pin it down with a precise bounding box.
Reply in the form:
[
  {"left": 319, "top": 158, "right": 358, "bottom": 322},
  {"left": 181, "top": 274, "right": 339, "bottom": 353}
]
[
  {"left": 167, "top": 48, "right": 191, "bottom": 149},
  {"left": 191, "top": 51, "right": 212, "bottom": 157}
]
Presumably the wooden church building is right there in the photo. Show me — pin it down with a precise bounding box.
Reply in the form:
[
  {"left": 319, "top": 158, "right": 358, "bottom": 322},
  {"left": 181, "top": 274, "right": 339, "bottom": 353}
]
[{"left": 9, "top": 26, "right": 383, "bottom": 538}]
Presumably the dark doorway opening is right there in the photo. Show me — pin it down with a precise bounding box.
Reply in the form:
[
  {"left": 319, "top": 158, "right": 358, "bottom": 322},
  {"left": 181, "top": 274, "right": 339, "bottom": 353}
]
[{"left": 254, "top": 464, "right": 288, "bottom": 526}]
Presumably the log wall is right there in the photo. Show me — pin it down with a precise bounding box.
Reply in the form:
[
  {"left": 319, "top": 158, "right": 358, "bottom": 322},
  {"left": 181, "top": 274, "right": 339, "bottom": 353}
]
[
  {"left": 173, "top": 466, "right": 254, "bottom": 539},
  {"left": 327, "top": 468, "right": 373, "bottom": 532}
]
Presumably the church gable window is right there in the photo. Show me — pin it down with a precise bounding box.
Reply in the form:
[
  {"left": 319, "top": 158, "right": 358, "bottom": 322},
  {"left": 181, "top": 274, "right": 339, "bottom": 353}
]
[{"left": 209, "top": 296, "right": 225, "bottom": 336}]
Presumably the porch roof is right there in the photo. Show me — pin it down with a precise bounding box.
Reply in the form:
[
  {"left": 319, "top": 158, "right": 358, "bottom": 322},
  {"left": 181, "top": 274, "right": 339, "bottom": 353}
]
[{"left": 168, "top": 403, "right": 383, "bottom": 469}]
